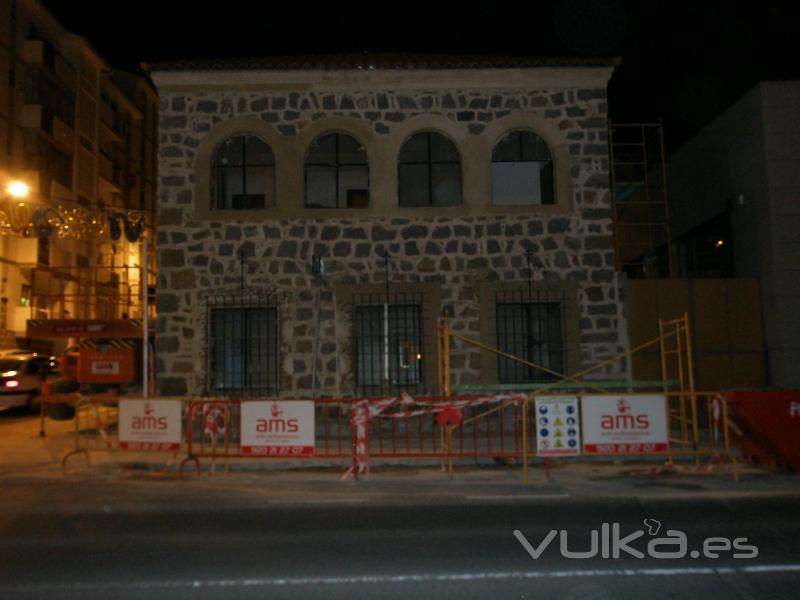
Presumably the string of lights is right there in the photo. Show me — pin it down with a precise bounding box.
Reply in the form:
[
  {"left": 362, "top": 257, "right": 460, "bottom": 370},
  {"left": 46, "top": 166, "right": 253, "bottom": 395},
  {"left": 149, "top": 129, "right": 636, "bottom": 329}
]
[{"left": 0, "top": 180, "right": 150, "bottom": 242}]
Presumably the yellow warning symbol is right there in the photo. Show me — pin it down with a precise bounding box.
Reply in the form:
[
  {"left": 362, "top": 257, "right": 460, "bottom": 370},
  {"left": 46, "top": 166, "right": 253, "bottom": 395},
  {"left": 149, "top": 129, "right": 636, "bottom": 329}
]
[
  {"left": 555, "top": 429, "right": 563, "bottom": 437},
  {"left": 554, "top": 418, "right": 563, "bottom": 426},
  {"left": 555, "top": 439, "right": 564, "bottom": 448}
]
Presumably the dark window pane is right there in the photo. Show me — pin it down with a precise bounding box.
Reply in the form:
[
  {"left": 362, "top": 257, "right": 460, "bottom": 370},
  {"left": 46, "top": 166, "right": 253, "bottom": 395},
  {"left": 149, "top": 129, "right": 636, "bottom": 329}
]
[
  {"left": 398, "top": 133, "right": 429, "bottom": 163},
  {"left": 398, "top": 132, "right": 462, "bottom": 207},
  {"left": 337, "top": 134, "right": 367, "bottom": 164},
  {"left": 429, "top": 132, "right": 459, "bottom": 162},
  {"left": 496, "top": 302, "right": 563, "bottom": 384},
  {"left": 306, "top": 165, "right": 338, "bottom": 207},
  {"left": 215, "top": 137, "right": 244, "bottom": 166},
  {"left": 338, "top": 165, "right": 369, "bottom": 205},
  {"left": 245, "top": 166, "right": 274, "bottom": 208},
  {"left": 305, "top": 134, "right": 369, "bottom": 208},
  {"left": 540, "top": 161, "right": 555, "bottom": 205},
  {"left": 213, "top": 166, "right": 243, "bottom": 209},
  {"left": 431, "top": 163, "right": 462, "bottom": 206},
  {"left": 398, "top": 164, "right": 430, "bottom": 207},
  {"left": 389, "top": 305, "right": 422, "bottom": 385},
  {"left": 211, "top": 135, "right": 275, "bottom": 210},
  {"left": 492, "top": 132, "right": 521, "bottom": 162},
  {"left": 210, "top": 307, "right": 278, "bottom": 391},
  {"left": 245, "top": 136, "right": 274, "bottom": 165},
  {"left": 354, "top": 306, "right": 384, "bottom": 387},
  {"left": 307, "top": 133, "right": 337, "bottom": 165},
  {"left": 521, "top": 132, "right": 552, "bottom": 162},
  {"left": 354, "top": 302, "right": 423, "bottom": 389}
]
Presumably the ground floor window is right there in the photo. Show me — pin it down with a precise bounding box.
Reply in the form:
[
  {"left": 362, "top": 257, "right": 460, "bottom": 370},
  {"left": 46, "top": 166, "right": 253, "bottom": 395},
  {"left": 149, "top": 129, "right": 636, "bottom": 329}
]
[
  {"left": 209, "top": 306, "right": 278, "bottom": 392},
  {"left": 353, "top": 293, "right": 424, "bottom": 393},
  {"left": 495, "top": 290, "right": 566, "bottom": 383}
]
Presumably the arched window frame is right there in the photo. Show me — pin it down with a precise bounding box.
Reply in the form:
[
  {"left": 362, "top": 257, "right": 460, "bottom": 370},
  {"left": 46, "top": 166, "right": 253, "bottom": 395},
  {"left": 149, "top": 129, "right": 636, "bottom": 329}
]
[
  {"left": 397, "top": 130, "right": 463, "bottom": 208},
  {"left": 304, "top": 132, "right": 370, "bottom": 209},
  {"left": 490, "top": 129, "right": 555, "bottom": 206},
  {"left": 210, "top": 134, "right": 276, "bottom": 210}
]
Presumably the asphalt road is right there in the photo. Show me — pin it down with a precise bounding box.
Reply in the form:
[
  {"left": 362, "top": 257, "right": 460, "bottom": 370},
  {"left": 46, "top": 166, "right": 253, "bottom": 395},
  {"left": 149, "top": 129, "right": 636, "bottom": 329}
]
[{"left": 0, "top": 476, "right": 798, "bottom": 599}]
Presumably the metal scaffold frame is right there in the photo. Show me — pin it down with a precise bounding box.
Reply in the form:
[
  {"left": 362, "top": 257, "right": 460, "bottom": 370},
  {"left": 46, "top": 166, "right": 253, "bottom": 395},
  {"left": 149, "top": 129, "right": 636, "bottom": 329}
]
[
  {"left": 609, "top": 121, "right": 674, "bottom": 278},
  {"left": 436, "top": 312, "right": 738, "bottom": 481}
]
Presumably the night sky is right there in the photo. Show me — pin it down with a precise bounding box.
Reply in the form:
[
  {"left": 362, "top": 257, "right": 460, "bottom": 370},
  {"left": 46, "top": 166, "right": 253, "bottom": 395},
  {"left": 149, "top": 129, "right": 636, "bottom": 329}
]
[{"left": 42, "top": 0, "right": 800, "bottom": 152}]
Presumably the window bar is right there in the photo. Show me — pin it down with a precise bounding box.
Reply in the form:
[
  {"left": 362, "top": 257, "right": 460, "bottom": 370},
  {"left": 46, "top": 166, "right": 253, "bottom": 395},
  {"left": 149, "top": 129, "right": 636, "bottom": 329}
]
[
  {"left": 560, "top": 290, "right": 568, "bottom": 379},
  {"left": 472, "top": 405, "right": 478, "bottom": 455},
  {"left": 404, "top": 397, "right": 411, "bottom": 452},
  {"left": 499, "top": 399, "right": 505, "bottom": 452},
  {"left": 426, "top": 133, "right": 433, "bottom": 206},
  {"left": 391, "top": 401, "right": 398, "bottom": 454},
  {"left": 383, "top": 301, "right": 389, "bottom": 389},
  {"left": 334, "top": 133, "right": 341, "bottom": 208}
]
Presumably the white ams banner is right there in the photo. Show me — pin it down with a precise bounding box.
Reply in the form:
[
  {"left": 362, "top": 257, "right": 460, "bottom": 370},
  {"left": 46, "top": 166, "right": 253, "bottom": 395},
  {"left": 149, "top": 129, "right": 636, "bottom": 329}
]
[
  {"left": 534, "top": 396, "right": 581, "bottom": 456},
  {"left": 240, "top": 401, "right": 315, "bottom": 456},
  {"left": 581, "top": 394, "right": 669, "bottom": 454},
  {"left": 118, "top": 399, "right": 182, "bottom": 451}
]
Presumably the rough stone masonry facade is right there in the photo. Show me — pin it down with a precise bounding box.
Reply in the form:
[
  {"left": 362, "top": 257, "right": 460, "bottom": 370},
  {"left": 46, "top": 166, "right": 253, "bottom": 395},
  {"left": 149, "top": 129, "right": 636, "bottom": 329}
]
[{"left": 151, "top": 63, "right": 628, "bottom": 397}]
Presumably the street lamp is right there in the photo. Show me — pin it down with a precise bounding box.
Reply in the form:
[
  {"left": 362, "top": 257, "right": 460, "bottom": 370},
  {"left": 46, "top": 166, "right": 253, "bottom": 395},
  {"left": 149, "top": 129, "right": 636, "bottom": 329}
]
[{"left": 5, "top": 180, "right": 29, "bottom": 199}]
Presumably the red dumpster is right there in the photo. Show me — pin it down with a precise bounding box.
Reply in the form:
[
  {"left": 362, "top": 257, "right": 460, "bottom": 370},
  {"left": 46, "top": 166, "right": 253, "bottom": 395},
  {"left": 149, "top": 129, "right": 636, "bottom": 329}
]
[{"left": 722, "top": 391, "right": 800, "bottom": 471}]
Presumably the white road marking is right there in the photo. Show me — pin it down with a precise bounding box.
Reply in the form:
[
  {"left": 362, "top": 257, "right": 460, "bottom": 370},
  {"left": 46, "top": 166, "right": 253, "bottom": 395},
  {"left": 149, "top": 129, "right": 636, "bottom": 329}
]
[
  {"left": 465, "top": 493, "right": 570, "bottom": 500},
  {"left": 267, "top": 498, "right": 369, "bottom": 504},
  {"left": 5, "top": 565, "right": 798, "bottom": 592}
]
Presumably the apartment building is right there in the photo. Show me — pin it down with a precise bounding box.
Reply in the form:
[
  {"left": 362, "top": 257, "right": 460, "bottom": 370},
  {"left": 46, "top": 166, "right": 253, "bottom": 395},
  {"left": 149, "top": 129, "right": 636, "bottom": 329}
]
[{"left": 0, "top": 0, "right": 157, "bottom": 351}]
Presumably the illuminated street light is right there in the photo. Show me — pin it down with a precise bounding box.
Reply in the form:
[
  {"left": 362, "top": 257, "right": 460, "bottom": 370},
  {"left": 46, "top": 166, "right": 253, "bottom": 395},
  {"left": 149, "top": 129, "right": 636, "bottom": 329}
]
[{"left": 5, "top": 180, "right": 29, "bottom": 199}]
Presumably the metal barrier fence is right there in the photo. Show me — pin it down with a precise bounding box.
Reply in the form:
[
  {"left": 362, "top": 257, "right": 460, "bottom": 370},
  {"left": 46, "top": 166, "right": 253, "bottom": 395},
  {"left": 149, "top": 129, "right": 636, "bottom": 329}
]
[
  {"left": 55, "top": 392, "right": 737, "bottom": 480},
  {"left": 61, "top": 395, "right": 121, "bottom": 472},
  {"left": 360, "top": 393, "right": 529, "bottom": 458},
  {"left": 180, "top": 398, "right": 354, "bottom": 476}
]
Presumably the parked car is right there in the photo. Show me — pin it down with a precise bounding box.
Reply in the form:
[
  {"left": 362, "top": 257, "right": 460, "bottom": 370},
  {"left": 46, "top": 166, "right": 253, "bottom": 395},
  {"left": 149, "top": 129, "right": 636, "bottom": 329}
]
[
  {"left": 0, "top": 353, "right": 64, "bottom": 411},
  {"left": 0, "top": 348, "right": 35, "bottom": 358}
]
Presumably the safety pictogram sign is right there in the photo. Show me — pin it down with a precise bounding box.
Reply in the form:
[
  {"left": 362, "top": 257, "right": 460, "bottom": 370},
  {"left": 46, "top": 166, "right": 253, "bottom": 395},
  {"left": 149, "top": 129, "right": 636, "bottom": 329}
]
[
  {"left": 535, "top": 396, "right": 581, "bottom": 456},
  {"left": 240, "top": 401, "right": 315, "bottom": 456}
]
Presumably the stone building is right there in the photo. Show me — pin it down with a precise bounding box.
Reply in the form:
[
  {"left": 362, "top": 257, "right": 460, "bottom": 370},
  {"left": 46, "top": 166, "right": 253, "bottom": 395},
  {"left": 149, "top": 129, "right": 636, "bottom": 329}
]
[{"left": 148, "top": 55, "right": 627, "bottom": 398}]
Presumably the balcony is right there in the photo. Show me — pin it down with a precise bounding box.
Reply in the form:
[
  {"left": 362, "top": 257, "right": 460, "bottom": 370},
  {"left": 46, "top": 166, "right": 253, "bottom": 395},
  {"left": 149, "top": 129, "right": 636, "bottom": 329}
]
[
  {"left": 98, "top": 153, "right": 122, "bottom": 190},
  {"left": 99, "top": 102, "right": 121, "bottom": 140},
  {"left": 23, "top": 40, "right": 76, "bottom": 91}
]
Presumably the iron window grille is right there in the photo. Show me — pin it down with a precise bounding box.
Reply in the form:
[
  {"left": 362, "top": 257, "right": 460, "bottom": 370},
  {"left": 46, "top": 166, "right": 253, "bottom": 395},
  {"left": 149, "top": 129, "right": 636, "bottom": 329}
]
[
  {"left": 353, "top": 292, "right": 425, "bottom": 395},
  {"left": 398, "top": 131, "right": 463, "bottom": 207},
  {"left": 206, "top": 295, "right": 279, "bottom": 395},
  {"left": 210, "top": 134, "right": 275, "bottom": 210},
  {"left": 305, "top": 133, "right": 369, "bottom": 208},
  {"left": 491, "top": 130, "right": 554, "bottom": 205},
  {"left": 495, "top": 288, "right": 567, "bottom": 383}
]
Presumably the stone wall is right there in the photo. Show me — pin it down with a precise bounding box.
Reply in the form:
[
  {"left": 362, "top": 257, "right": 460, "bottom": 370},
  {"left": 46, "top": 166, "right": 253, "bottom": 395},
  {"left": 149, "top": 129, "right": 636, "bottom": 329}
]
[{"left": 155, "top": 82, "right": 627, "bottom": 397}]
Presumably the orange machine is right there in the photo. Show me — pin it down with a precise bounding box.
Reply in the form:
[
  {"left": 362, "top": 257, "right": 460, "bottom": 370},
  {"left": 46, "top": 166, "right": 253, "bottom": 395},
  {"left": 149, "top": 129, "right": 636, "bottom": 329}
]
[{"left": 61, "top": 341, "right": 136, "bottom": 385}]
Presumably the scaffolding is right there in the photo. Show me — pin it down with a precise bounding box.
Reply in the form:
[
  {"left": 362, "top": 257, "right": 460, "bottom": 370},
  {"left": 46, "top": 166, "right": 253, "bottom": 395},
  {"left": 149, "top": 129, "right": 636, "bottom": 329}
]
[
  {"left": 609, "top": 122, "right": 673, "bottom": 278},
  {"left": 436, "top": 313, "right": 737, "bottom": 480}
]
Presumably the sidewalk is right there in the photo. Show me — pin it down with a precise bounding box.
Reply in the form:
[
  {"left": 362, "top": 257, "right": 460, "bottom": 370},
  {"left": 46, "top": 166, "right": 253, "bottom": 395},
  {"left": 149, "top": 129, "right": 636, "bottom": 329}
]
[{"left": 1, "top": 409, "right": 798, "bottom": 501}]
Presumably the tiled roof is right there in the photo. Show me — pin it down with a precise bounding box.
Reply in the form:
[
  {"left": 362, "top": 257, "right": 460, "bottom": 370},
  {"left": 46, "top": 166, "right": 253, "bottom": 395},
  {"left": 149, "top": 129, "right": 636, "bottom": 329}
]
[{"left": 145, "top": 53, "right": 620, "bottom": 72}]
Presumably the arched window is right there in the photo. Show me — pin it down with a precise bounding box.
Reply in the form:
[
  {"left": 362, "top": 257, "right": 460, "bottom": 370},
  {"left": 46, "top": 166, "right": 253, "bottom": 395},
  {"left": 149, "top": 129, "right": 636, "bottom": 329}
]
[
  {"left": 305, "top": 133, "right": 369, "bottom": 208},
  {"left": 491, "top": 130, "right": 554, "bottom": 205},
  {"left": 398, "top": 131, "right": 462, "bottom": 207},
  {"left": 210, "top": 134, "right": 275, "bottom": 210}
]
